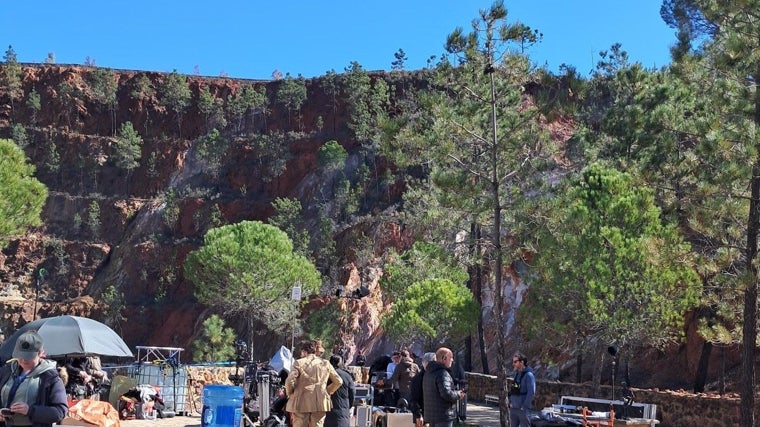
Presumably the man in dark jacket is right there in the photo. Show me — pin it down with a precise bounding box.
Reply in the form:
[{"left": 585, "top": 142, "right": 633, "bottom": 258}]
[
  {"left": 325, "top": 355, "right": 355, "bottom": 427},
  {"left": 422, "top": 348, "right": 465, "bottom": 427},
  {"left": 508, "top": 351, "right": 535, "bottom": 427},
  {"left": 410, "top": 352, "right": 435, "bottom": 427},
  {"left": 0, "top": 331, "right": 68, "bottom": 427}
]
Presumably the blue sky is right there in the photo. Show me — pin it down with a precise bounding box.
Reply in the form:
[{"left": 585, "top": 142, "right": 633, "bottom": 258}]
[{"left": 1, "top": 1, "right": 676, "bottom": 80}]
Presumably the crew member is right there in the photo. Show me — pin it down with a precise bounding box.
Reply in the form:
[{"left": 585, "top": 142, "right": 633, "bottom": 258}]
[{"left": 0, "top": 331, "right": 68, "bottom": 427}]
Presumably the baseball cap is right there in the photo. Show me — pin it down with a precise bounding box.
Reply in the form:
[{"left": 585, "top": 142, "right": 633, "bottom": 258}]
[{"left": 13, "top": 331, "right": 44, "bottom": 360}]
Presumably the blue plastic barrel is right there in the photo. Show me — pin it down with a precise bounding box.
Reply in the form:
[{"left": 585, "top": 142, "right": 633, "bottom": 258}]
[{"left": 202, "top": 385, "right": 244, "bottom": 427}]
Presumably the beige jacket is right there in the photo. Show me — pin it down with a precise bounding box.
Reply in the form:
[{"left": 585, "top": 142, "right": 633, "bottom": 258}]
[{"left": 285, "top": 354, "right": 343, "bottom": 413}]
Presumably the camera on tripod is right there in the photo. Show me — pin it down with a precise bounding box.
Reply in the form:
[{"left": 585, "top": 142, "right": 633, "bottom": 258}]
[
  {"left": 229, "top": 373, "right": 245, "bottom": 385},
  {"left": 235, "top": 340, "right": 249, "bottom": 362},
  {"left": 229, "top": 339, "right": 251, "bottom": 386}
]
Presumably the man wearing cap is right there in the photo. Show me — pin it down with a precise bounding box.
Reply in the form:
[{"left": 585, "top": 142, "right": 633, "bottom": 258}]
[{"left": 0, "top": 331, "right": 68, "bottom": 427}]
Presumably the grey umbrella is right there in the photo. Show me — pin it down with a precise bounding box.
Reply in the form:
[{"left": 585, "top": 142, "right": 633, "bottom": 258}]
[{"left": 0, "top": 315, "right": 133, "bottom": 360}]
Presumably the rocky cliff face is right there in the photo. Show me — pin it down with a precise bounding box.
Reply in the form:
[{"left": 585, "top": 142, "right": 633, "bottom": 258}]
[{"left": 0, "top": 65, "right": 414, "bottom": 361}]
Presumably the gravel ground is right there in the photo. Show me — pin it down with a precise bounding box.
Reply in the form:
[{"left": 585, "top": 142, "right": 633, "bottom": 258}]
[
  {"left": 111, "top": 402, "right": 501, "bottom": 427},
  {"left": 119, "top": 413, "right": 202, "bottom": 427}
]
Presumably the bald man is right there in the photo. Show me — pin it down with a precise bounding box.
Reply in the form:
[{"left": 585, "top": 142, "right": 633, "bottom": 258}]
[{"left": 421, "top": 348, "right": 466, "bottom": 427}]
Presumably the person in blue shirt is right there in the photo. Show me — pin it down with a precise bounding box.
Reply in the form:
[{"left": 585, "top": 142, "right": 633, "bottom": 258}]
[{"left": 508, "top": 351, "right": 535, "bottom": 427}]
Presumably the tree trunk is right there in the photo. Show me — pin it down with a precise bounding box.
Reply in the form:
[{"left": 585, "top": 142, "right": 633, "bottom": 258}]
[
  {"left": 470, "top": 223, "right": 489, "bottom": 374},
  {"left": 464, "top": 336, "right": 472, "bottom": 372},
  {"left": 720, "top": 345, "right": 726, "bottom": 395},
  {"left": 486, "top": 69, "right": 508, "bottom": 427},
  {"left": 464, "top": 222, "right": 478, "bottom": 373},
  {"left": 739, "top": 67, "right": 760, "bottom": 427},
  {"left": 591, "top": 343, "right": 605, "bottom": 398},
  {"left": 693, "top": 341, "right": 712, "bottom": 393},
  {"left": 576, "top": 337, "right": 583, "bottom": 383}
]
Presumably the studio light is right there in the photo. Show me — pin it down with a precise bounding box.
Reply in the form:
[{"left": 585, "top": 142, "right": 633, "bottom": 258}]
[
  {"left": 351, "top": 285, "right": 370, "bottom": 299},
  {"left": 607, "top": 344, "right": 619, "bottom": 358}
]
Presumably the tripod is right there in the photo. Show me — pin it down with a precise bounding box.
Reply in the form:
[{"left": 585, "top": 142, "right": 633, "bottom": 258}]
[
  {"left": 230, "top": 341, "right": 258, "bottom": 427},
  {"left": 185, "top": 373, "right": 200, "bottom": 415},
  {"left": 242, "top": 411, "right": 257, "bottom": 427},
  {"left": 228, "top": 360, "right": 257, "bottom": 427}
]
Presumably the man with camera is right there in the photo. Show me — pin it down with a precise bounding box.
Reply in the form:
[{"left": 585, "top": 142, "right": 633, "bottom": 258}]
[{"left": 508, "top": 351, "right": 535, "bottom": 427}]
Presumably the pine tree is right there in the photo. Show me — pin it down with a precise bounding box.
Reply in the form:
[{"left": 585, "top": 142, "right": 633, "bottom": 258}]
[
  {"left": 391, "top": 48, "right": 407, "bottom": 71},
  {"left": 130, "top": 74, "right": 156, "bottom": 134},
  {"left": 89, "top": 68, "right": 118, "bottom": 135},
  {"left": 524, "top": 164, "right": 701, "bottom": 391},
  {"left": 197, "top": 84, "right": 226, "bottom": 132},
  {"left": 319, "top": 70, "right": 341, "bottom": 132},
  {"left": 26, "top": 88, "right": 40, "bottom": 125},
  {"left": 276, "top": 73, "right": 307, "bottom": 130},
  {"left": 113, "top": 121, "right": 143, "bottom": 193},
  {"left": 185, "top": 221, "right": 322, "bottom": 335},
  {"left": 2, "top": 45, "right": 24, "bottom": 118},
  {"left": 379, "top": 3, "right": 547, "bottom": 424},
  {"left": 0, "top": 139, "right": 48, "bottom": 249},
  {"left": 658, "top": 3, "right": 760, "bottom": 424},
  {"left": 159, "top": 70, "right": 191, "bottom": 136},
  {"left": 192, "top": 315, "right": 236, "bottom": 363},
  {"left": 344, "top": 62, "right": 389, "bottom": 147}
]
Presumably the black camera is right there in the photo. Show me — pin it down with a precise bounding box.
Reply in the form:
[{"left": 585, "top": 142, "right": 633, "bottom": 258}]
[
  {"left": 234, "top": 339, "right": 248, "bottom": 354},
  {"left": 234, "top": 339, "right": 250, "bottom": 363},
  {"left": 228, "top": 373, "right": 245, "bottom": 385},
  {"left": 507, "top": 381, "right": 520, "bottom": 397}
]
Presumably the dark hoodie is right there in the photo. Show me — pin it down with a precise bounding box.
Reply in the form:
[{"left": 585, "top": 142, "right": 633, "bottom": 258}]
[{"left": 0, "top": 359, "right": 68, "bottom": 427}]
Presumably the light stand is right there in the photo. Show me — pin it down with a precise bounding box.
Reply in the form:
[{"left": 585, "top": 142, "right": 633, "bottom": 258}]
[
  {"left": 607, "top": 345, "right": 619, "bottom": 423},
  {"left": 620, "top": 381, "right": 634, "bottom": 420},
  {"left": 229, "top": 340, "right": 257, "bottom": 427},
  {"left": 291, "top": 285, "right": 302, "bottom": 354},
  {"left": 33, "top": 268, "right": 45, "bottom": 319},
  {"left": 229, "top": 340, "right": 248, "bottom": 386}
]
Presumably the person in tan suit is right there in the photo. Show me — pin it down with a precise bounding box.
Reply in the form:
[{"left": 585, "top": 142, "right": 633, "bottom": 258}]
[{"left": 285, "top": 340, "right": 343, "bottom": 427}]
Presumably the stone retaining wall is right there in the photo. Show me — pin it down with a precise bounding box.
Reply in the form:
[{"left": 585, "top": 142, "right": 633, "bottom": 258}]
[
  {"left": 465, "top": 372, "right": 741, "bottom": 427},
  {"left": 140, "top": 367, "right": 745, "bottom": 426}
]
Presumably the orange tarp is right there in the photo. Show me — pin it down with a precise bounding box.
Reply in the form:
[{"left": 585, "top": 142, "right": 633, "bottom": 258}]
[{"left": 67, "top": 399, "right": 120, "bottom": 427}]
